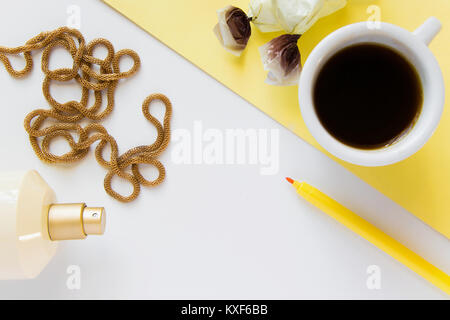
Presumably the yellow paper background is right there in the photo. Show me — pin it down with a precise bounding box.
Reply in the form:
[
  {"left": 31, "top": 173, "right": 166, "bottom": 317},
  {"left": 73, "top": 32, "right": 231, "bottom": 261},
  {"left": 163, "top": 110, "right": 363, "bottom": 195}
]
[{"left": 104, "top": 0, "right": 450, "bottom": 238}]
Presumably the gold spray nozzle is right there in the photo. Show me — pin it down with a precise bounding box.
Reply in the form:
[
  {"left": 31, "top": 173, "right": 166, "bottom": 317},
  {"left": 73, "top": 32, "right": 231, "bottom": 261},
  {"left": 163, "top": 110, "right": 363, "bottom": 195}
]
[{"left": 48, "top": 203, "right": 106, "bottom": 241}]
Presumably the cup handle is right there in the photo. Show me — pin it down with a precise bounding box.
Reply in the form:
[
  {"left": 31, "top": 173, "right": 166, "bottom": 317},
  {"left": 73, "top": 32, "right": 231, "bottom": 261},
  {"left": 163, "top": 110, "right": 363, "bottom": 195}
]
[{"left": 413, "top": 17, "right": 442, "bottom": 46}]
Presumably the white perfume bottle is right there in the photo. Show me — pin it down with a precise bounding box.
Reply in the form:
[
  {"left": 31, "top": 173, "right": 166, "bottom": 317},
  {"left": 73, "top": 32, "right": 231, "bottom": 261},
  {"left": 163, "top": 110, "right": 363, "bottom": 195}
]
[{"left": 0, "top": 170, "right": 106, "bottom": 280}]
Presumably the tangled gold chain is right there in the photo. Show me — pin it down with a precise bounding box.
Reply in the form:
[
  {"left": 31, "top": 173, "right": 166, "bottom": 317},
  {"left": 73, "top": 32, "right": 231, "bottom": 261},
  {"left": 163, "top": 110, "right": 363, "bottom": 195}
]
[{"left": 0, "top": 27, "right": 172, "bottom": 202}]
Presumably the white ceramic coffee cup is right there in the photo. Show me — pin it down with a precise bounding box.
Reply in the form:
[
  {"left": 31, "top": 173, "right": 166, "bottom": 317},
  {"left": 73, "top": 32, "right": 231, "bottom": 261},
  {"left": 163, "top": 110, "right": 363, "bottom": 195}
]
[{"left": 298, "top": 17, "right": 445, "bottom": 167}]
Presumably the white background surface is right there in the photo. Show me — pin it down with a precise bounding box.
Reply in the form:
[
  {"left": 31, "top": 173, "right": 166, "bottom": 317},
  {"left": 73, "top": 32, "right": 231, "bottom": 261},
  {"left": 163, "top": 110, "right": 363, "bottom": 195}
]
[{"left": 0, "top": 0, "right": 448, "bottom": 299}]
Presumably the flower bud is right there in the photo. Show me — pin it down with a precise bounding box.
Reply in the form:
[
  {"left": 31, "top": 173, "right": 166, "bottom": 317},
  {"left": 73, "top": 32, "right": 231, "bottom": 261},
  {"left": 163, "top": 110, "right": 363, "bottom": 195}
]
[
  {"left": 259, "top": 34, "right": 301, "bottom": 86},
  {"left": 214, "top": 6, "right": 251, "bottom": 56}
]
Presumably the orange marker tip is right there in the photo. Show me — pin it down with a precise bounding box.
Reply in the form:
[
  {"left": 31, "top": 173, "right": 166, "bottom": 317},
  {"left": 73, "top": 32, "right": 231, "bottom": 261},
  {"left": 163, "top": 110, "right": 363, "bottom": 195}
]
[{"left": 285, "top": 177, "right": 294, "bottom": 184}]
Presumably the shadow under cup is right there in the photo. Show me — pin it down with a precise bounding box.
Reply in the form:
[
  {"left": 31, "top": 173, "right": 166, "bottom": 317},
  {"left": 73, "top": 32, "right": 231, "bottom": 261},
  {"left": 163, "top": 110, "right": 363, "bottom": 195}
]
[{"left": 299, "top": 22, "right": 445, "bottom": 167}]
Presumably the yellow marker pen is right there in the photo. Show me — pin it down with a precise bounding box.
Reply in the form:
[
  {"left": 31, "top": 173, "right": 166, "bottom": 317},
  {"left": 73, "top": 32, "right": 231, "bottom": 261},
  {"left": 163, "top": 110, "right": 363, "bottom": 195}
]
[{"left": 286, "top": 177, "right": 450, "bottom": 295}]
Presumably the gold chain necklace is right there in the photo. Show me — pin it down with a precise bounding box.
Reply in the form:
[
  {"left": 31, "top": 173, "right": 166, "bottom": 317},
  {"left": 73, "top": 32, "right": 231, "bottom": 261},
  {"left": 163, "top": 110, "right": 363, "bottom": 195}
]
[{"left": 0, "top": 27, "right": 172, "bottom": 202}]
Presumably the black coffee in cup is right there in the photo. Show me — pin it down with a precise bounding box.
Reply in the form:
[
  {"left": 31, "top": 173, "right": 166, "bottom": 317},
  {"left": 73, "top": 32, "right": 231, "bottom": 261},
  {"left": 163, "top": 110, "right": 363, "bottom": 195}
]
[{"left": 313, "top": 43, "right": 423, "bottom": 150}]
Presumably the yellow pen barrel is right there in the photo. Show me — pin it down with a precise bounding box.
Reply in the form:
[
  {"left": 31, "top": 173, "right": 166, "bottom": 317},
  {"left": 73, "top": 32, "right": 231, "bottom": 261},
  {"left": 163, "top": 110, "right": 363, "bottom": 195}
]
[{"left": 294, "top": 181, "right": 450, "bottom": 295}]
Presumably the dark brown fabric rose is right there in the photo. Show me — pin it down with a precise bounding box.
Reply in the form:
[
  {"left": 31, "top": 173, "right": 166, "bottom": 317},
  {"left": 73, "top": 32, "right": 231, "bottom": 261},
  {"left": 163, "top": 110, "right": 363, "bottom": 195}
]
[
  {"left": 226, "top": 7, "right": 251, "bottom": 45},
  {"left": 268, "top": 34, "right": 301, "bottom": 75}
]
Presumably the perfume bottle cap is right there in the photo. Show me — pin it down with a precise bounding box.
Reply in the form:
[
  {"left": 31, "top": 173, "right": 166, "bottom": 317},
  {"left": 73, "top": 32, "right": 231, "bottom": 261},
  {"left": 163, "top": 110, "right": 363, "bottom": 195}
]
[{"left": 48, "top": 203, "right": 106, "bottom": 241}]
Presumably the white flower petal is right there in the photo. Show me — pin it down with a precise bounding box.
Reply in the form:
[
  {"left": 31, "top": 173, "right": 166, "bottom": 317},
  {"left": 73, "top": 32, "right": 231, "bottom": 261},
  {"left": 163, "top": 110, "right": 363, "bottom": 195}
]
[
  {"left": 274, "top": 0, "right": 322, "bottom": 33},
  {"left": 249, "top": 0, "right": 347, "bottom": 34},
  {"left": 248, "top": 0, "right": 282, "bottom": 33}
]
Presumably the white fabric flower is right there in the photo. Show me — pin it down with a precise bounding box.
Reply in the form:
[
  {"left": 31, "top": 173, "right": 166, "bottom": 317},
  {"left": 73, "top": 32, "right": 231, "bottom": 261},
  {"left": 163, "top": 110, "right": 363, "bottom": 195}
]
[{"left": 249, "top": 0, "right": 347, "bottom": 34}]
